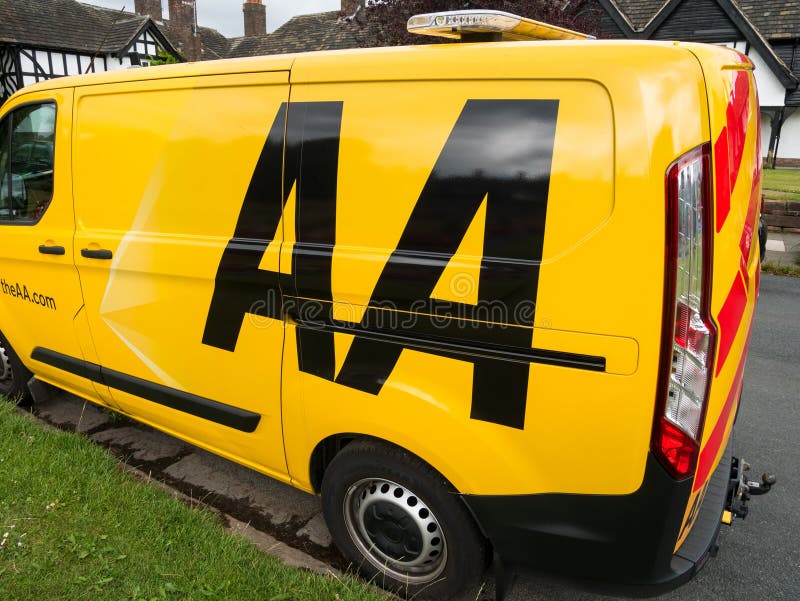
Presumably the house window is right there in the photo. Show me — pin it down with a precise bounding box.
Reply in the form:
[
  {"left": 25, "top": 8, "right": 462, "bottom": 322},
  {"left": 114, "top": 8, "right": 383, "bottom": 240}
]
[{"left": 0, "top": 102, "right": 57, "bottom": 223}]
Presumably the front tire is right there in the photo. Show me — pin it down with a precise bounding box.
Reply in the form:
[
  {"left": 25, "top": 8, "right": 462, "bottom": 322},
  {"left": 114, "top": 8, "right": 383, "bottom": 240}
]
[
  {"left": 321, "top": 439, "right": 488, "bottom": 600},
  {"left": 0, "top": 331, "right": 33, "bottom": 405}
]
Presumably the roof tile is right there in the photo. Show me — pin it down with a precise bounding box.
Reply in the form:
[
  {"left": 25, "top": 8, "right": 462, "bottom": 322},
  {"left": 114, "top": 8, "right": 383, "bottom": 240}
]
[
  {"left": 737, "top": 1, "right": 800, "bottom": 39},
  {"left": 613, "top": 0, "right": 668, "bottom": 30},
  {"left": 0, "top": 0, "right": 149, "bottom": 53},
  {"left": 225, "top": 11, "right": 364, "bottom": 59}
]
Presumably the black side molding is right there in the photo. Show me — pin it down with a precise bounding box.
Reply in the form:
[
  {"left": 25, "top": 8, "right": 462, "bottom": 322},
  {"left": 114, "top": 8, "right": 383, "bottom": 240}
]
[
  {"left": 294, "top": 316, "right": 607, "bottom": 373},
  {"left": 31, "top": 347, "right": 260, "bottom": 433},
  {"left": 32, "top": 347, "right": 103, "bottom": 381}
]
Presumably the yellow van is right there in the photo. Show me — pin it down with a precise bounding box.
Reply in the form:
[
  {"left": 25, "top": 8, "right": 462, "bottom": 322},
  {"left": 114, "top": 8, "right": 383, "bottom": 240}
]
[{"left": 0, "top": 10, "right": 770, "bottom": 600}]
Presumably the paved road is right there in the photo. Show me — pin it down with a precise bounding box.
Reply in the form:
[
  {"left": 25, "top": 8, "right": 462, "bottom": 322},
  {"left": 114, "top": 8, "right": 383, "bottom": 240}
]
[{"left": 507, "top": 273, "right": 800, "bottom": 600}]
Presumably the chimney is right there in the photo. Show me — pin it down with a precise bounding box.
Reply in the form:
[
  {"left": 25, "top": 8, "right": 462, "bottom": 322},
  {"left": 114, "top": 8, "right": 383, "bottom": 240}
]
[
  {"left": 168, "top": 0, "right": 201, "bottom": 61},
  {"left": 243, "top": 0, "right": 267, "bottom": 37},
  {"left": 134, "top": 0, "right": 162, "bottom": 21},
  {"left": 342, "top": 1, "right": 361, "bottom": 16}
]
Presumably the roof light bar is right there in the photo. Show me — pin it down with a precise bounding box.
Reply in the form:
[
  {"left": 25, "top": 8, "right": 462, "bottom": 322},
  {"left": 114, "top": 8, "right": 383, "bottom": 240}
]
[{"left": 407, "top": 10, "right": 594, "bottom": 42}]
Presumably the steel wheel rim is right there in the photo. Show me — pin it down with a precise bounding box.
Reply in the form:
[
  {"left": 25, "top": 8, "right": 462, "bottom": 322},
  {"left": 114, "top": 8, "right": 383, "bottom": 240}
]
[
  {"left": 0, "top": 339, "right": 12, "bottom": 393},
  {"left": 343, "top": 477, "right": 447, "bottom": 585}
]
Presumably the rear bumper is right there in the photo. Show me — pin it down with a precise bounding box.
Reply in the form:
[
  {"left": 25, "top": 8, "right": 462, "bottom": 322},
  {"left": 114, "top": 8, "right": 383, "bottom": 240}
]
[{"left": 463, "top": 445, "right": 732, "bottom": 596}]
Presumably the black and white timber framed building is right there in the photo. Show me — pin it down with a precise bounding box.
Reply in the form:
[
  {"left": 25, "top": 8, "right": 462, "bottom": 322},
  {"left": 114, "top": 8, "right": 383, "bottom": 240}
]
[{"left": 0, "top": 0, "right": 181, "bottom": 103}]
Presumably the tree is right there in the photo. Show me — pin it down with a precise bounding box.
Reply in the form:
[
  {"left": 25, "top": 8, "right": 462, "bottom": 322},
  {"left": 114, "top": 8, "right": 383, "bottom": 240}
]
[
  {"left": 150, "top": 49, "right": 180, "bottom": 66},
  {"left": 346, "top": 0, "right": 603, "bottom": 47}
]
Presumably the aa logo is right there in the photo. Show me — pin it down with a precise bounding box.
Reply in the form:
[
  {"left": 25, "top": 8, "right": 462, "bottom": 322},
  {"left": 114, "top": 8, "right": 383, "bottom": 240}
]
[{"left": 203, "top": 99, "right": 559, "bottom": 430}]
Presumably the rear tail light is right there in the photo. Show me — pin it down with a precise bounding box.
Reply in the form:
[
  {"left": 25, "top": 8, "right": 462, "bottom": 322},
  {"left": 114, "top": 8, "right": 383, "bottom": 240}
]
[{"left": 653, "top": 144, "right": 716, "bottom": 480}]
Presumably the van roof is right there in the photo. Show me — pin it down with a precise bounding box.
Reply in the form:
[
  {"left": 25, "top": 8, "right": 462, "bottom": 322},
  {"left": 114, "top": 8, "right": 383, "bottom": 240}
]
[{"left": 5, "top": 40, "right": 747, "bottom": 103}]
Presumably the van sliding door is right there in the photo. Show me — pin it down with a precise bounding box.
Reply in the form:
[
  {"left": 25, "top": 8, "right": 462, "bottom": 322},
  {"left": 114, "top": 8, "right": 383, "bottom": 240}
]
[{"left": 72, "top": 72, "right": 291, "bottom": 480}]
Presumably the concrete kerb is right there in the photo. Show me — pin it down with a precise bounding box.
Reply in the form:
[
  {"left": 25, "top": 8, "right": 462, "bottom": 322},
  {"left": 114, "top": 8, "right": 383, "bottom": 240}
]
[
  {"left": 764, "top": 230, "right": 800, "bottom": 267},
  {"left": 119, "top": 462, "right": 340, "bottom": 578},
  {"left": 35, "top": 394, "right": 114, "bottom": 433}
]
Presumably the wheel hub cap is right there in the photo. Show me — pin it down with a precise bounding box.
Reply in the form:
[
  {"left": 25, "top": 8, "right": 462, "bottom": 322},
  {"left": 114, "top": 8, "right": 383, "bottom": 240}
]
[
  {"left": 343, "top": 478, "right": 447, "bottom": 584},
  {"left": 0, "top": 341, "right": 11, "bottom": 384},
  {"left": 363, "top": 500, "right": 423, "bottom": 560}
]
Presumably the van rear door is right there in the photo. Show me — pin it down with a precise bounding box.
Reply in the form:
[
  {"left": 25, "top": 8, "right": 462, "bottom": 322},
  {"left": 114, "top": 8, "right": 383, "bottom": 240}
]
[{"left": 674, "top": 45, "right": 762, "bottom": 548}]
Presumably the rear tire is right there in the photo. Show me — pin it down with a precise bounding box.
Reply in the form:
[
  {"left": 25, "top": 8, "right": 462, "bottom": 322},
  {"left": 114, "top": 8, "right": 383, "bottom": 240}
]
[
  {"left": 321, "top": 439, "right": 489, "bottom": 600},
  {"left": 0, "top": 331, "right": 33, "bottom": 405},
  {"left": 758, "top": 215, "right": 767, "bottom": 264}
]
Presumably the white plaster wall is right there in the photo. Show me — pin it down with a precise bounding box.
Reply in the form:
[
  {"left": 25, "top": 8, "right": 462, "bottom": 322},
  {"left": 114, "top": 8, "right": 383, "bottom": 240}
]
[
  {"left": 761, "top": 111, "right": 771, "bottom": 158},
  {"left": 749, "top": 48, "right": 787, "bottom": 107},
  {"left": 724, "top": 42, "right": 791, "bottom": 159},
  {"left": 723, "top": 42, "right": 787, "bottom": 107},
  {"left": 19, "top": 52, "right": 34, "bottom": 73},
  {"left": 776, "top": 110, "right": 800, "bottom": 160},
  {"left": 65, "top": 53, "right": 80, "bottom": 74},
  {"left": 50, "top": 52, "right": 65, "bottom": 76},
  {"left": 15, "top": 50, "right": 137, "bottom": 95}
]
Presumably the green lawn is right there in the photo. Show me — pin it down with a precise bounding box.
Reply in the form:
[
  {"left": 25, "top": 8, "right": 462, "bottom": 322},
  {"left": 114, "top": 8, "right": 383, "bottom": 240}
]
[
  {"left": 763, "top": 168, "right": 800, "bottom": 200},
  {"left": 0, "top": 402, "right": 384, "bottom": 601},
  {"left": 762, "top": 261, "right": 800, "bottom": 277}
]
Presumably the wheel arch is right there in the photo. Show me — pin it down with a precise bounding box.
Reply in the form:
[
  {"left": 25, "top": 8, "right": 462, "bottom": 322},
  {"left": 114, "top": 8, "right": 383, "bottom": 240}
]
[
  {"left": 308, "top": 432, "right": 465, "bottom": 499},
  {"left": 308, "top": 433, "right": 493, "bottom": 543}
]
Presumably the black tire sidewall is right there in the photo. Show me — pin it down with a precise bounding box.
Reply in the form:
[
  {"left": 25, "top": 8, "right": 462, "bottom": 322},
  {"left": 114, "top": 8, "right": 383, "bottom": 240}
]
[
  {"left": 0, "top": 331, "right": 32, "bottom": 404},
  {"left": 322, "top": 440, "right": 488, "bottom": 600}
]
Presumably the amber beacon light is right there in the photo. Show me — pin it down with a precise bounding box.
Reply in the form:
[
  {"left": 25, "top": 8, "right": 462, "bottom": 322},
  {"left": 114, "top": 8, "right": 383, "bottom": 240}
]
[{"left": 407, "top": 10, "right": 595, "bottom": 42}]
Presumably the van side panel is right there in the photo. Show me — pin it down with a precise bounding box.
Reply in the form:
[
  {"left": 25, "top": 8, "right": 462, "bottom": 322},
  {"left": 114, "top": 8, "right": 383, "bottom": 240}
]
[{"left": 281, "top": 43, "right": 710, "bottom": 498}]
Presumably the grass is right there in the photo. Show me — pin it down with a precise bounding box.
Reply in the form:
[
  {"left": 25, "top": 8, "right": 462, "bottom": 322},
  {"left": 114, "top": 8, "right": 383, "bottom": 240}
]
[
  {"left": 0, "top": 401, "right": 385, "bottom": 601},
  {"left": 763, "top": 168, "right": 800, "bottom": 200},
  {"left": 761, "top": 261, "right": 800, "bottom": 277}
]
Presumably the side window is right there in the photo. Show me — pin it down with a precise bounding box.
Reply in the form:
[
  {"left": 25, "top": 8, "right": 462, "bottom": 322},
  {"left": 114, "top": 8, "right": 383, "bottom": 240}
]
[{"left": 0, "top": 102, "right": 56, "bottom": 223}]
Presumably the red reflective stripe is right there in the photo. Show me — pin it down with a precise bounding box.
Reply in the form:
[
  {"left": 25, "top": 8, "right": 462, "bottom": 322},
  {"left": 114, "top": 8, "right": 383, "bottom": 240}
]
[
  {"left": 714, "top": 128, "right": 731, "bottom": 232},
  {"left": 715, "top": 72, "right": 758, "bottom": 375},
  {"left": 698, "top": 70, "right": 757, "bottom": 490},
  {"left": 714, "top": 70, "right": 750, "bottom": 233},
  {"left": 726, "top": 71, "right": 750, "bottom": 196},
  {"left": 715, "top": 274, "right": 747, "bottom": 376},
  {"left": 740, "top": 254, "right": 749, "bottom": 289},
  {"left": 694, "top": 327, "right": 751, "bottom": 491},
  {"left": 739, "top": 166, "right": 761, "bottom": 261}
]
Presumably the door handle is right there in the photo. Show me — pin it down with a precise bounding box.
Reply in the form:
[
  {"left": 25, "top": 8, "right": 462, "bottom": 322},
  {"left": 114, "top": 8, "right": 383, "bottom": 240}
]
[
  {"left": 38, "top": 244, "right": 65, "bottom": 256},
  {"left": 81, "top": 248, "right": 113, "bottom": 260}
]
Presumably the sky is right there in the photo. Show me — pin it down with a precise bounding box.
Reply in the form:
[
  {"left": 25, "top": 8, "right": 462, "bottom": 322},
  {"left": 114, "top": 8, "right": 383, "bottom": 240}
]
[{"left": 84, "top": 0, "right": 341, "bottom": 38}]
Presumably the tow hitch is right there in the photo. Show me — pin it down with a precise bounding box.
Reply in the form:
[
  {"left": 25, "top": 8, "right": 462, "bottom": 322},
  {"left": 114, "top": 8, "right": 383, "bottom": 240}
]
[{"left": 725, "top": 456, "right": 776, "bottom": 522}]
